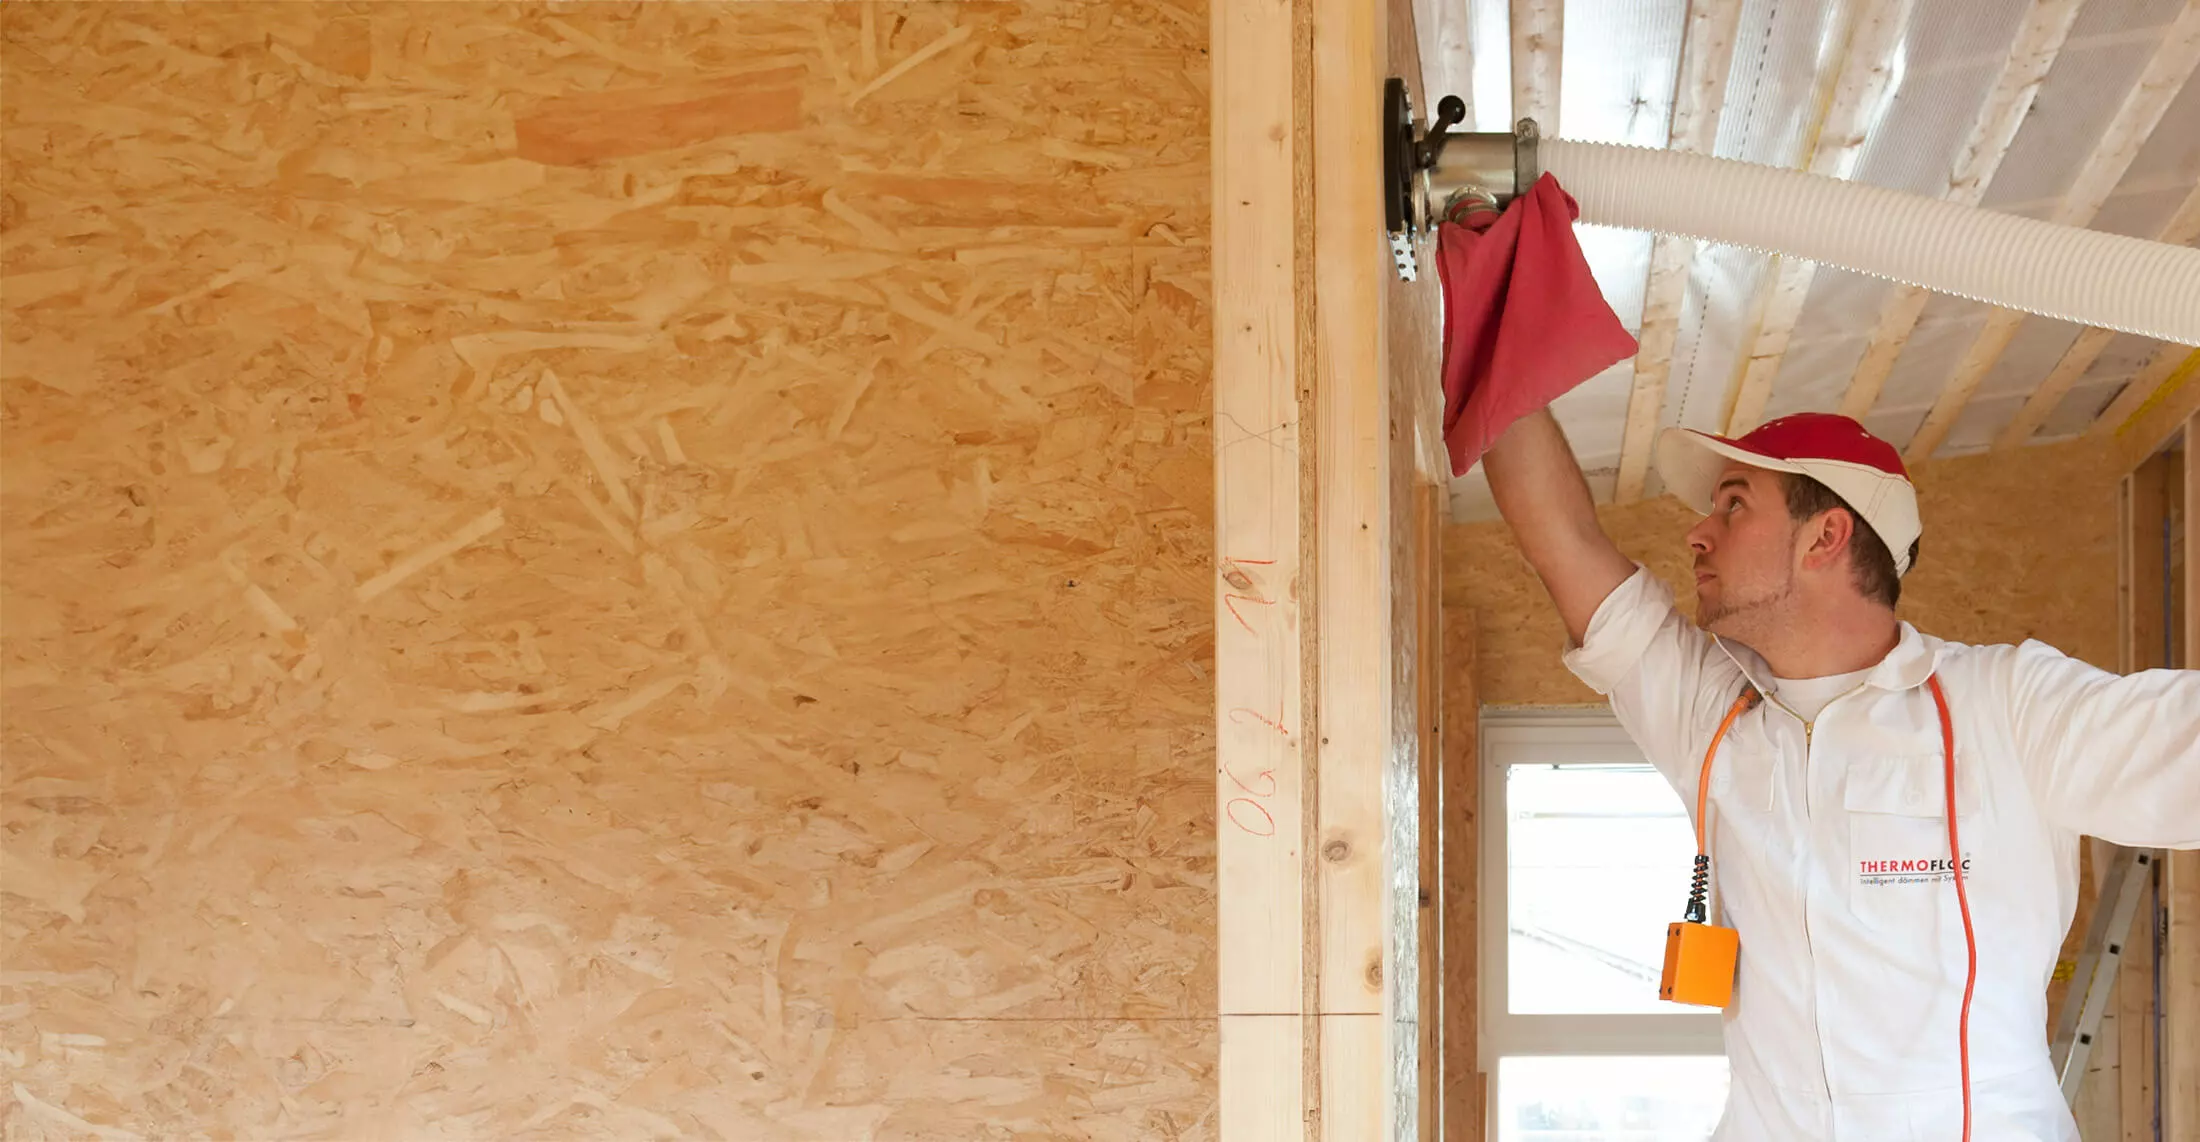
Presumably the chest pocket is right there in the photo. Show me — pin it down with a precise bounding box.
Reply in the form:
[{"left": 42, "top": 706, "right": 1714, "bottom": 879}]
[
  {"left": 1844, "top": 754, "right": 1980, "bottom": 916},
  {"left": 1707, "top": 748, "right": 1775, "bottom": 816}
]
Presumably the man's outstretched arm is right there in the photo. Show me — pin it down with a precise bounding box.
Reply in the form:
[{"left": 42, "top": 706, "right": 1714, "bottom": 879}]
[{"left": 1482, "top": 409, "right": 1636, "bottom": 644}]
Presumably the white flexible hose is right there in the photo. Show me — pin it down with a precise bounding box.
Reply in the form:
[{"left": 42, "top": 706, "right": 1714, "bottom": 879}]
[{"left": 1541, "top": 139, "right": 2200, "bottom": 345}]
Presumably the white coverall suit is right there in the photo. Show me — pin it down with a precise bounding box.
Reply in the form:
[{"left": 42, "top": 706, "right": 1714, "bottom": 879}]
[{"left": 1564, "top": 567, "right": 2200, "bottom": 1141}]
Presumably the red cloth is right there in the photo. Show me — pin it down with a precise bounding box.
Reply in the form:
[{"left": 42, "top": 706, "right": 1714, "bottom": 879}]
[{"left": 1439, "top": 172, "right": 1638, "bottom": 476}]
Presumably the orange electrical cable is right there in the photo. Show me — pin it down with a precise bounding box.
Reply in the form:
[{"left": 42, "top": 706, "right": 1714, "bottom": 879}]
[
  {"left": 1694, "top": 688, "right": 1760, "bottom": 856},
  {"left": 1929, "top": 675, "right": 1975, "bottom": 1142}
]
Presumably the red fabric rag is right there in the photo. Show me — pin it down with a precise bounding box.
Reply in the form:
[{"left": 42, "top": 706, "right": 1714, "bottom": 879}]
[{"left": 1439, "top": 172, "right": 1638, "bottom": 476}]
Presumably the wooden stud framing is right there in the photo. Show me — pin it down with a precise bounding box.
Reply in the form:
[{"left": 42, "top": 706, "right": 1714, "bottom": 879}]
[
  {"left": 1415, "top": 484, "right": 1442, "bottom": 1142},
  {"left": 1723, "top": 0, "right": 1916, "bottom": 434},
  {"left": 1438, "top": 608, "right": 1481, "bottom": 1142},
  {"left": 1993, "top": 184, "right": 2200, "bottom": 452},
  {"left": 1216, "top": 0, "right": 1445, "bottom": 1132},
  {"left": 1313, "top": 0, "right": 1393, "bottom": 1130},
  {"left": 1510, "top": 0, "right": 1562, "bottom": 131},
  {"left": 2168, "top": 415, "right": 2200, "bottom": 1142},
  {"left": 1213, "top": 0, "right": 1309, "bottom": 1129},
  {"left": 1834, "top": 0, "right": 2086, "bottom": 421},
  {"left": 1904, "top": 3, "right": 2200, "bottom": 463},
  {"left": 1613, "top": 0, "right": 1746, "bottom": 503}
]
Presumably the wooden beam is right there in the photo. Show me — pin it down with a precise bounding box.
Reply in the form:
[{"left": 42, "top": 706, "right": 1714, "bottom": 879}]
[
  {"left": 1723, "top": 0, "right": 1915, "bottom": 434},
  {"left": 2119, "top": 453, "right": 2176, "bottom": 1142},
  {"left": 1416, "top": 487, "right": 1441, "bottom": 1142},
  {"left": 1613, "top": 0, "right": 1745, "bottom": 503},
  {"left": 1439, "top": 603, "right": 1480, "bottom": 1142},
  {"left": 2109, "top": 349, "right": 2200, "bottom": 475},
  {"left": 1904, "top": 3, "right": 2200, "bottom": 463},
  {"left": 1212, "top": 0, "right": 1308, "bottom": 1128},
  {"left": 2171, "top": 847, "right": 2200, "bottom": 1142},
  {"left": 1315, "top": 0, "right": 1394, "bottom": 1132},
  {"left": 1412, "top": 0, "right": 1474, "bottom": 121},
  {"left": 1510, "top": 0, "right": 1561, "bottom": 130},
  {"left": 1995, "top": 186, "right": 2200, "bottom": 451},
  {"left": 2094, "top": 344, "right": 2198, "bottom": 438},
  {"left": 2170, "top": 419, "right": 2200, "bottom": 1142},
  {"left": 1835, "top": 0, "right": 2087, "bottom": 420}
]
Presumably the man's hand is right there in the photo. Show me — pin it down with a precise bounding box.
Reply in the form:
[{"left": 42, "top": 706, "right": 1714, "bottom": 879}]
[{"left": 1481, "top": 410, "right": 1635, "bottom": 644}]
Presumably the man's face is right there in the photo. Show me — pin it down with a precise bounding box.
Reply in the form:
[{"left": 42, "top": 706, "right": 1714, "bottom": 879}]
[{"left": 1684, "top": 463, "right": 1801, "bottom": 640}]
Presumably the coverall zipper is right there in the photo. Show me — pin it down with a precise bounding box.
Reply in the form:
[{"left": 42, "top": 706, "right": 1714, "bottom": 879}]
[{"left": 1765, "top": 690, "right": 1841, "bottom": 1126}]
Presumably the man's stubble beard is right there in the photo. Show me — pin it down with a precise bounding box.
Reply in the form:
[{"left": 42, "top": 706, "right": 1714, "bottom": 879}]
[{"left": 1700, "top": 569, "right": 1797, "bottom": 643}]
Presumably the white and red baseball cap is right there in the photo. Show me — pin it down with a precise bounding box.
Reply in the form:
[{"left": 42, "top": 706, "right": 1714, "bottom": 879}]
[{"left": 1655, "top": 413, "right": 1922, "bottom": 576}]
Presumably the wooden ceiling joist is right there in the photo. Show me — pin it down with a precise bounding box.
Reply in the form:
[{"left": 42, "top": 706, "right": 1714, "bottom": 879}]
[
  {"left": 1414, "top": 0, "right": 1475, "bottom": 120},
  {"left": 1612, "top": 0, "right": 1746, "bottom": 504},
  {"left": 1511, "top": 0, "right": 1562, "bottom": 131},
  {"left": 1994, "top": 182, "right": 2200, "bottom": 452},
  {"left": 2090, "top": 344, "right": 2200, "bottom": 459},
  {"left": 1835, "top": 0, "right": 2089, "bottom": 421},
  {"left": 1723, "top": 0, "right": 1916, "bottom": 436},
  {"left": 1903, "top": 1, "right": 2200, "bottom": 464}
]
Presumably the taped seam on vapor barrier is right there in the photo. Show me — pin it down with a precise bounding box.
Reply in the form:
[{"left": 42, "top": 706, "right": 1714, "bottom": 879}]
[{"left": 1541, "top": 139, "right": 2200, "bottom": 346}]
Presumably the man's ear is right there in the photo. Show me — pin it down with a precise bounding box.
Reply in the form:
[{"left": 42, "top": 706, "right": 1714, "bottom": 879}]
[{"left": 1801, "top": 509, "right": 1854, "bottom": 571}]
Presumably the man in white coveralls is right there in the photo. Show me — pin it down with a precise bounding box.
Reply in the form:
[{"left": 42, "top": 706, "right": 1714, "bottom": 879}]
[{"left": 1480, "top": 406, "right": 2199, "bottom": 1141}]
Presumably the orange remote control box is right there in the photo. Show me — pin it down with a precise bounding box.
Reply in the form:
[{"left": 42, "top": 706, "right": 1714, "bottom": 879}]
[{"left": 1660, "top": 920, "right": 1739, "bottom": 1008}]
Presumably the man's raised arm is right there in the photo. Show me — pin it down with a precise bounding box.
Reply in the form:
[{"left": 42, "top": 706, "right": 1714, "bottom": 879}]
[{"left": 1481, "top": 409, "right": 1636, "bottom": 644}]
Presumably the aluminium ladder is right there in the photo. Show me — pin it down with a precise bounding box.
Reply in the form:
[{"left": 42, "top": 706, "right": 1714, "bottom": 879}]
[{"left": 2047, "top": 846, "right": 2159, "bottom": 1105}]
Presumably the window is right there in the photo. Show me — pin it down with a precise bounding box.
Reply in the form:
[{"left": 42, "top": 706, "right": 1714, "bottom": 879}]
[{"left": 1483, "top": 715, "right": 1728, "bottom": 1142}]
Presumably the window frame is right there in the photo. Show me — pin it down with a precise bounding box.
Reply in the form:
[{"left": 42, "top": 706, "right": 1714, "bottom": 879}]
[{"left": 1480, "top": 710, "right": 1725, "bottom": 1137}]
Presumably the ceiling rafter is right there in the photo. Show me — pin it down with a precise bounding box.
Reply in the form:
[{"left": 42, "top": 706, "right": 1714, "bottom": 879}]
[
  {"left": 1412, "top": 0, "right": 1475, "bottom": 121},
  {"left": 1721, "top": 0, "right": 1917, "bottom": 436},
  {"left": 1511, "top": 0, "right": 1562, "bottom": 132},
  {"left": 1612, "top": 0, "right": 1747, "bottom": 504},
  {"left": 2089, "top": 344, "right": 2200, "bottom": 445},
  {"left": 2106, "top": 348, "right": 2200, "bottom": 470},
  {"left": 1994, "top": 182, "right": 2200, "bottom": 451},
  {"left": 1902, "top": 1, "right": 2200, "bottom": 464},
  {"left": 1834, "top": 0, "right": 2089, "bottom": 421}
]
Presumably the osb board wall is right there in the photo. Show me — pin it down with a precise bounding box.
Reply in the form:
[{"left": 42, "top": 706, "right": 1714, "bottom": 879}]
[
  {"left": 1, "top": 4, "right": 1216, "bottom": 1139},
  {"left": 1445, "top": 436, "right": 2127, "bottom": 707}
]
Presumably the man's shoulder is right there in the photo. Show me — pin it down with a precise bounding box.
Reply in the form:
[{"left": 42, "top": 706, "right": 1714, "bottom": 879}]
[{"left": 1921, "top": 633, "right": 2102, "bottom": 680}]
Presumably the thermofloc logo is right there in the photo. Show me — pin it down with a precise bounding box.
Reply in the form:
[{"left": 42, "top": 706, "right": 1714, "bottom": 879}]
[{"left": 1857, "top": 855, "right": 1973, "bottom": 887}]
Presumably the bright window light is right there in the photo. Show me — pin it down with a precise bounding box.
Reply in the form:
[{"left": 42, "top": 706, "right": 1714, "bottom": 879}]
[
  {"left": 1506, "top": 763, "right": 1695, "bottom": 1014},
  {"left": 1496, "top": 1055, "right": 1730, "bottom": 1142}
]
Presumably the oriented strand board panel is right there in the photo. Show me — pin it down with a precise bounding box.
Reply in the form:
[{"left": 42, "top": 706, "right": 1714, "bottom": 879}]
[
  {"left": 1446, "top": 435, "right": 2128, "bottom": 706},
  {"left": 1, "top": 3, "right": 1218, "bottom": 1138}
]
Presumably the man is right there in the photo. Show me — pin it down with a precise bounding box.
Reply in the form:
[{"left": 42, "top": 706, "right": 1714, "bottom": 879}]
[{"left": 1482, "top": 408, "right": 2198, "bottom": 1141}]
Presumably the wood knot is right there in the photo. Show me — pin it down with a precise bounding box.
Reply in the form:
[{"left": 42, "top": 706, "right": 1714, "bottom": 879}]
[
  {"left": 1322, "top": 839, "right": 1350, "bottom": 863},
  {"left": 1364, "top": 957, "right": 1383, "bottom": 989},
  {"left": 1221, "top": 565, "right": 1256, "bottom": 591}
]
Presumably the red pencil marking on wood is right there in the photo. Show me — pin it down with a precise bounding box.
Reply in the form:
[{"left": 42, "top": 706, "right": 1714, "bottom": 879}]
[
  {"left": 1227, "top": 797, "right": 1278, "bottom": 837},
  {"left": 1228, "top": 706, "right": 1291, "bottom": 737},
  {"left": 1224, "top": 763, "right": 1278, "bottom": 797},
  {"left": 1226, "top": 557, "right": 1277, "bottom": 565},
  {"left": 1224, "top": 592, "right": 1274, "bottom": 632}
]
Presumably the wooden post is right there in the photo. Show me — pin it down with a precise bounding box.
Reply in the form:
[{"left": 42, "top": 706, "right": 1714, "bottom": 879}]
[
  {"left": 1440, "top": 604, "right": 1481, "bottom": 1142},
  {"left": 2166, "top": 418, "right": 2200, "bottom": 1142},
  {"left": 1416, "top": 486, "right": 1442, "bottom": 1142},
  {"left": 1311, "top": 0, "right": 1395, "bottom": 1125},
  {"left": 1214, "top": 0, "right": 1444, "bottom": 1132},
  {"left": 1212, "top": 0, "right": 1308, "bottom": 1128}
]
